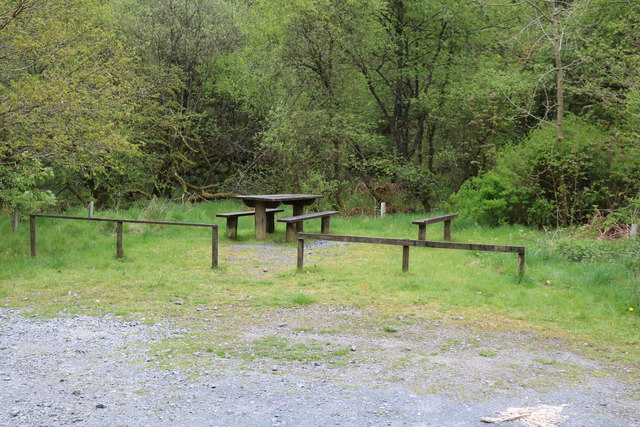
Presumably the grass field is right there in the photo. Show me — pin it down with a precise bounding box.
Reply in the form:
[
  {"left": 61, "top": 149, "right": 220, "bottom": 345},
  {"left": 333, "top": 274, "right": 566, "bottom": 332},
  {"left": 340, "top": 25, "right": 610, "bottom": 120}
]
[{"left": 1, "top": 199, "right": 639, "bottom": 364}]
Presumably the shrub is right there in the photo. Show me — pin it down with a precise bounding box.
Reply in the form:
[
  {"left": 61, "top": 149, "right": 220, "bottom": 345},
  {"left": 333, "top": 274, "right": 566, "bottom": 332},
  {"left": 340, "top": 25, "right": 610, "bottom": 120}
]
[{"left": 452, "top": 116, "right": 640, "bottom": 227}]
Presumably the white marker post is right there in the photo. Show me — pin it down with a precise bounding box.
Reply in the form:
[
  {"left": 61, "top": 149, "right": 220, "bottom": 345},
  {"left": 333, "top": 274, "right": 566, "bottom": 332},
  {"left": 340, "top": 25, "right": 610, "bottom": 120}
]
[{"left": 12, "top": 208, "right": 19, "bottom": 232}]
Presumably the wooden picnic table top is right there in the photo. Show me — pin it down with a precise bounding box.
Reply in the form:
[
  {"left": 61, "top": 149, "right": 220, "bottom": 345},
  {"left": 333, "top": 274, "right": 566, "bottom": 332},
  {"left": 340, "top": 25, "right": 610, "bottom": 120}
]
[{"left": 233, "top": 194, "right": 323, "bottom": 204}]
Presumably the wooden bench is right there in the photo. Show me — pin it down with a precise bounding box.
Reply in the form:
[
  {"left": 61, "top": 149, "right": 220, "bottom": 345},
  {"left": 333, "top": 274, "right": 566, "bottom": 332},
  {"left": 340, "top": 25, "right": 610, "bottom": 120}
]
[
  {"left": 412, "top": 213, "right": 458, "bottom": 241},
  {"left": 278, "top": 211, "right": 338, "bottom": 242},
  {"left": 217, "top": 209, "right": 284, "bottom": 239}
]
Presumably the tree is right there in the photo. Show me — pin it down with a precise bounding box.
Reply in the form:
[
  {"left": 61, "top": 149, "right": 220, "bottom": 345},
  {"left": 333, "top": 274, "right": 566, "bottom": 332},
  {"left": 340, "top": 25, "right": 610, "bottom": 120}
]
[
  {"left": 111, "top": 0, "right": 251, "bottom": 200},
  {"left": 0, "top": 0, "right": 142, "bottom": 211}
]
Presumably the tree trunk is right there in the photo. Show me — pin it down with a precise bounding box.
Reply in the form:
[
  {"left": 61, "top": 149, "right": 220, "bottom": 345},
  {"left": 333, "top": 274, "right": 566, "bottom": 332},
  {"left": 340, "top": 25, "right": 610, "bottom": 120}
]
[
  {"left": 390, "top": 0, "right": 411, "bottom": 161},
  {"left": 549, "top": 0, "right": 570, "bottom": 225},
  {"left": 413, "top": 111, "right": 427, "bottom": 164},
  {"left": 550, "top": 0, "right": 564, "bottom": 144},
  {"left": 427, "top": 123, "right": 437, "bottom": 173}
]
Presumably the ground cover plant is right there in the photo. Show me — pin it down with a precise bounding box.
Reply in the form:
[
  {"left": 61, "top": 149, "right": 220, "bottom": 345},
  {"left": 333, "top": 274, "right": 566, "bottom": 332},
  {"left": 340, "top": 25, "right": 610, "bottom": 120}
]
[{"left": 1, "top": 200, "right": 638, "bottom": 366}]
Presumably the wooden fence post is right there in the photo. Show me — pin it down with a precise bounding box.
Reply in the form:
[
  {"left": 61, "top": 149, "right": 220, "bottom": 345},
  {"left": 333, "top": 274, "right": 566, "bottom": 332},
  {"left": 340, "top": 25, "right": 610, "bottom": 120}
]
[
  {"left": 211, "top": 226, "right": 218, "bottom": 268},
  {"left": 297, "top": 238, "right": 305, "bottom": 270},
  {"left": 402, "top": 246, "right": 410, "bottom": 272},
  {"left": 30, "top": 215, "right": 36, "bottom": 257},
  {"left": 116, "top": 221, "right": 123, "bottom": 259},
  {"left": 518, "top": 251, "right": 525, "bottom": 276}
]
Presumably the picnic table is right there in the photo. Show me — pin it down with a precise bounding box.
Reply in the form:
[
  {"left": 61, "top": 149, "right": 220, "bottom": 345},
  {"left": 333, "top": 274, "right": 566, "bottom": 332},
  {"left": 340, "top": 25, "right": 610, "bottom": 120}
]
[{"left": 233, "top": 194, "right": 323, "bottom": 240}]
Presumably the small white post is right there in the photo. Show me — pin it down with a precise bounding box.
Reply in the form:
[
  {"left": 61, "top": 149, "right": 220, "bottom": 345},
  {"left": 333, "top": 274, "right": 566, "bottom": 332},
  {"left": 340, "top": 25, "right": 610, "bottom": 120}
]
[
  {"left": 631, "top": 224, "right": 638, "bottom": 239},
  {"left": 380, "top": 202, "right": 386, "bottom": 218},
  {"left": 12, "top": 208, "right": 19, "bottom": 232},
  {"left": 88, "top": 201, "right": 94, "bottom": 218}
]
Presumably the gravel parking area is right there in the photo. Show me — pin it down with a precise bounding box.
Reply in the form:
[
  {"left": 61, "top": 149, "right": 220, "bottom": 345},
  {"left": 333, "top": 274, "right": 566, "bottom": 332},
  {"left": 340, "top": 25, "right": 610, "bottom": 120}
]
[{"left": 1, "top": 305, "right": 638, "bottom": 426}]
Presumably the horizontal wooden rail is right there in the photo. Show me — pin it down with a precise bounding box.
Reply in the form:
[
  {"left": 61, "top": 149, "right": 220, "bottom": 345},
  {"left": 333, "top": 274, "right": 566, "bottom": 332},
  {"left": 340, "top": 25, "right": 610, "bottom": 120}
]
[
  {"left": 31, "top": 214, "right": 216, "bottom": 228},
  {"left": 297, "top": 233, "right": 525, "bottom": 275},
  {"left": 29, "top": 214, "right": 218, "bottom": 268}
]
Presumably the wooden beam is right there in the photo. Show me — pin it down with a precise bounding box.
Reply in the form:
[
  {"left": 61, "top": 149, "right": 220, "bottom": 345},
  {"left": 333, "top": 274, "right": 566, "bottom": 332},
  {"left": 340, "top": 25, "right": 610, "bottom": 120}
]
[
  {"left": 518, "top": 251, "right": 525, "bottom": 276},
  {"left": 321, "top": 216, "right": 331, "bottom": 234},
  {"left": 297, "top": 238, "right": 305, "bottom": 270},
  {"left": 30, "top": 213, "right": 219, "bottom": 268},
  {"left": 418, "top": 223, "right": 426, "bottom": 240},
  {"left": 116, "top": 221, "right": 123, "bottom": 259},
  {"left": 297, "top": 233, "right": 525, "bottom": 274},
  {"left": 211, "top": 226, "right": 218, "bottom": 269},
  {"left": 31, "top": 214, "right": 216, "bottom": 228},
  {"left": 30, "top": 215, "right": 36, "bottom": 257},
  {"left": 298, "top": 233, "right": 524, "bottom": 253},
  {"left": 444, "top": 220, "right": 452, "bottom": 241},
  {"left": 402, "top": 246, "right": 410, "bottom": 272},
  {"left": 412, "top": 214, "right": 458, "bottom": 226},
  {"left": 226, "top": 217, "right": 238, "bottom": 239}
]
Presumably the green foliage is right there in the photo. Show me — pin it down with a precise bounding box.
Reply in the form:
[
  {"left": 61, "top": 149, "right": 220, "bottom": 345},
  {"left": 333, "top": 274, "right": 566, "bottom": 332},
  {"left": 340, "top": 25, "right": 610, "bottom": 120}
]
[
  {"left": 551, "top": 237, "right": 640, "bottom": 273},
  {"left": 0, "top": 158, "right": 56, "bottom": 214},
  {"left": 256, "top": 107, "right": 370, "bottom": 209},
  {"left": 453, "top": 116, "right": 640, "bottom": 227},
  {"left": 0, "top": 0, "right": 146, "bottom": 208},
  {"left": 451, "top": 170, "right": 521, "bottom": 226},
  {"left": 553, "top": 238, "right": 615, "bottom": 263},
  {"left": 0, "top": 0, "right": 638, "bottom": 220}
]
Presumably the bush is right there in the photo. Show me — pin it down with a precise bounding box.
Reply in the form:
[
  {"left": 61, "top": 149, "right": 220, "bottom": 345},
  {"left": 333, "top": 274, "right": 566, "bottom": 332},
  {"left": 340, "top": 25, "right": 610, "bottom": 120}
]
[
  {"left": 450, "top": 170, "right": 524, "bottom": 226},
  {"left": 452, "top": 116, "right": 640, "bottom": 227}
]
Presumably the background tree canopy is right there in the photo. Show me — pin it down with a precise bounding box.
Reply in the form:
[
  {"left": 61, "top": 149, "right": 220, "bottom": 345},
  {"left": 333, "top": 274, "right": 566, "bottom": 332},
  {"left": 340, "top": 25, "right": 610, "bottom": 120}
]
[{"left": 1, "top": 0, "right": 638, "bottom": 227}]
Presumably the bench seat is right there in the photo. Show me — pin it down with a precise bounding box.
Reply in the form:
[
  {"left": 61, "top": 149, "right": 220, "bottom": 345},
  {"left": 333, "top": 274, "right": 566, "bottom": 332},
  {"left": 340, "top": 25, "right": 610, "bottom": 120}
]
[
  {"left": 412, "top": 213, "right": 458, "bottom": 241},
  {"left": 217, "top": 208, "right": 284, "bottom": 238},
  {"left": 278, "top": 211, "right": 339, "bottom": 242}
]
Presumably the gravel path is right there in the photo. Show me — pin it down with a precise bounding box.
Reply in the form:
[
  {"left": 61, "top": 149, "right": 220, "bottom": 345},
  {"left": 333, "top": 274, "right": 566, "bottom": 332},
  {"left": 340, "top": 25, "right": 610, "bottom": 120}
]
[{"left": 1, "top": 306, "right": 638, "bottom": 426}]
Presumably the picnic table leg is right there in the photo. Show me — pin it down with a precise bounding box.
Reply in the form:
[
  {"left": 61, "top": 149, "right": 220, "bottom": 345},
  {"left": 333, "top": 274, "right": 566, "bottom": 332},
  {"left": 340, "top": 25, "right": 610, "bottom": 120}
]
[
  {"left": 266, "top": 211, "right": 276, "bottom": 233},
  {"left": 293, "top": 203, "right": 304, "bottom": 231},
  {"left": 418, "top": 224, "right": 426, "bottom": 240},
  {"left": 444, "top": 220, "right": 452, "bottom": 241},
  {"left": 254, "top": 201, "right": 267, "bottom": 240}
]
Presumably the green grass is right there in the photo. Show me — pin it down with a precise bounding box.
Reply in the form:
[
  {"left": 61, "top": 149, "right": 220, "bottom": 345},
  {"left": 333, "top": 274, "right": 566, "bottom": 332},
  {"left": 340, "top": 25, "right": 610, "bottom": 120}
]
[{"left": 1, "top": 200, "right": 639, "bottom": 364}]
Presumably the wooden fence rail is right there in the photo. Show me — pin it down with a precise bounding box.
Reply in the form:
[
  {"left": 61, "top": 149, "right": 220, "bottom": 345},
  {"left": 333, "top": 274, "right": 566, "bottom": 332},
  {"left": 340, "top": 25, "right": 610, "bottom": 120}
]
[
  {"left": 29, "top": 214, "right": 218, "bottom": 268},
  {"left": 297, "top": 233, "right": 525, "bottom": 275}
]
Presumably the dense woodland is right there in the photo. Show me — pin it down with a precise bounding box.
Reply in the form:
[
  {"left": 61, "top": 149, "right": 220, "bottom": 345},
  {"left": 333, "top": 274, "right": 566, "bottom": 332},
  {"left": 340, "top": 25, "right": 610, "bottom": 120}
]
[{"left": 1, "top": 0, "right": 639, "bottom": 227}]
